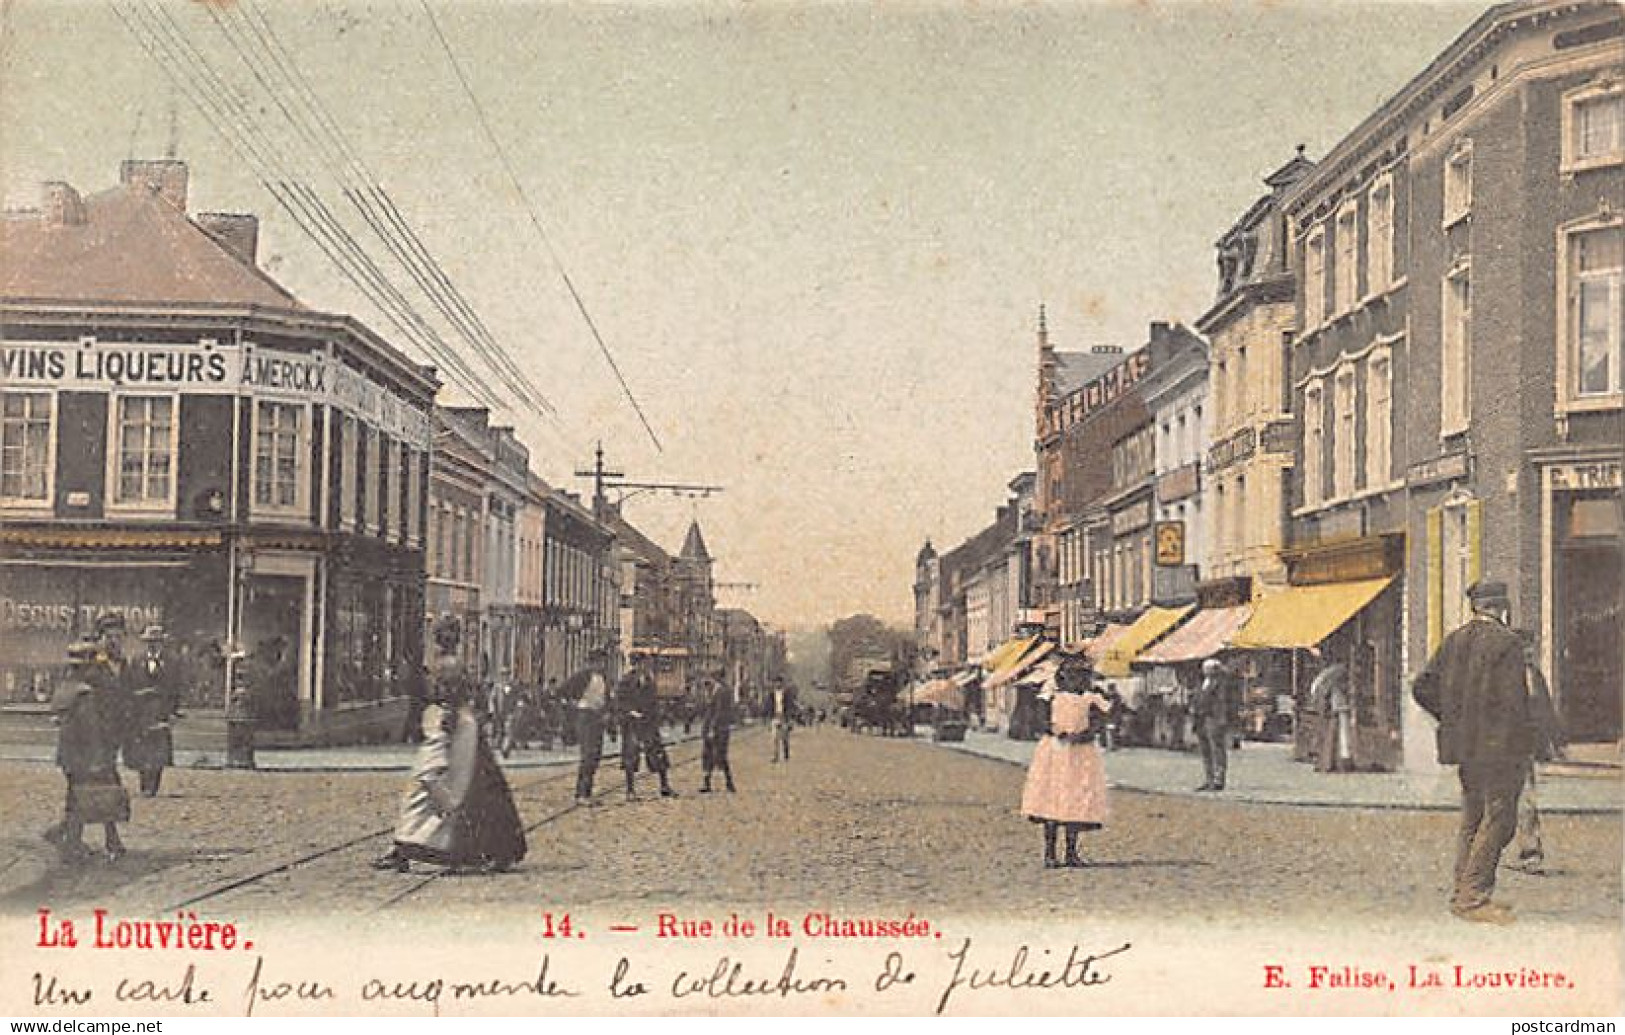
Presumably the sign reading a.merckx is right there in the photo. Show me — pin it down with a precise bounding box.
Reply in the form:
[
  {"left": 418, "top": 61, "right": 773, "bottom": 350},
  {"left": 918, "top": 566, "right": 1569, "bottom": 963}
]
[{"left": 1155, "top": 520, "right": 1185, "bottom": 567}]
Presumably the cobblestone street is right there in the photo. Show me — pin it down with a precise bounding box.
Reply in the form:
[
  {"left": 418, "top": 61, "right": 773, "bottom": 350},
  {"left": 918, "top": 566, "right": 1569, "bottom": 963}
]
[{"left": 2, "top": 726, "right": 1619, "bottom": 929}]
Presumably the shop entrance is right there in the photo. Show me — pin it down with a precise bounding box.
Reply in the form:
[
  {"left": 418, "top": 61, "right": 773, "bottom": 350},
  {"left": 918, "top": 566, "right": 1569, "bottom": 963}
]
[
  {"left": 241, "top": 572, "right": 306, "bottom": 730},
  {"left": 1557, "top": 539, "right": 1622, "bottom": 742}
]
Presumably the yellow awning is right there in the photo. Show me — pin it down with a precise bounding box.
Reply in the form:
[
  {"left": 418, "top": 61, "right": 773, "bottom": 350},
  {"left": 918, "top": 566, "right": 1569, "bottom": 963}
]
[
  {"left": 1096, "top": 605, "right": 1194, "bottom": 678},
  {"left": 1230, "top": 577, "right": 1394, "bottom": 650},
  {"left": 987, "top": 639, "right": 1055, "bottom": 689},
  {"left": 980, "top": 635, "right": 1034, "bottom": 672}
]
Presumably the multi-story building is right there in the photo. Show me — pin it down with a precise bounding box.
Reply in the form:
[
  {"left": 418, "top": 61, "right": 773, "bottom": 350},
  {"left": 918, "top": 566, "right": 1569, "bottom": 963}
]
[
  {"left": 1269, "top": 0, "right": 1623, "bottom": 769},
  {"left": 1142, "top": 329, "right": 1211, "bottom": 609},
  {"left": 0, "top": 160, "right": 435, "bottom": 743},
  {"left": 427, "top": 408, "right": 489, "bottom": 677},
  {"left": 538, "top": 489, "right": 618, "bottom": 687},
  {"left": 1032, "top": 306, "right": 1130, "bottom": 645},
  {"left": 1196, "top": 150, "right": 1315, "bottom": 597}
]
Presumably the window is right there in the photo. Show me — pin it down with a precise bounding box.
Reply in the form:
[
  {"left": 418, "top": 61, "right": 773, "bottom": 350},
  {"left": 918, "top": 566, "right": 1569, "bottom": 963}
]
[
  {"left": 1335, "top": 200, "right": 1360, "bottom": 314},
  {"left": 1302, "top": 379, "right": 1325, "bottom": 509},
  {"left": 1366, "top": 349, "right": 1393, "bottom": 489},
  {"left": 1443, "top": 140, "right": 1472, "bottom": 227},
  {"left": 1236, "top": 348, "right": 1249, "bottom": 418},
  {"left": 108, "top": 395, "right": 175, "bottom": 507},
  {"left": 0, "top": 391, "right": 52, "bottom": 503},
  {"left": 1562, "top": 221, "right": 1623, "bottom": 401},
  {"left": 339, "top": 415, "right": 357, "bottom": 528},
  {"left": 253, "top": 401, "right": 304, "bottom": 512},
  {"left": 1563, "top": 80, "right": 1624, "bottom": 173},
  {"left": 1234, "top": 474, "right": 1247, "bottom": 555},
  {"left": 1303, "top": 226, "right": 1327, "bottom": 328},
  {"left": 1333, "top": 366, "right": 1357, "bottom": 499},
  {"left": 1367, "top": 176, "right": 1395, "bottom": 294},
  {"left": 1441, "top": 261, "right": 1472, "bottom": 436},
  {"left": 377, "top": 435, "right": 394, "bottom": 539}
]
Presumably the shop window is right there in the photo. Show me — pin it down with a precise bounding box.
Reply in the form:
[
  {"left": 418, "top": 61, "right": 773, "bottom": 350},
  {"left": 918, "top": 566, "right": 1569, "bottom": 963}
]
[
  {"left": 1366, "top": 176, "right": 1395, "bottom": 294},
  {"left": 1562, "top": 79, "right": 1624, "bottom": 174},
  {"left": 109, "top": 395, "right": 175, "bottom": 508},
  {"left": 1441, "top": 260, "right": 1472, "bottom": 437},
  {"left": 1561, "top": 220, "right": 1623, "bottom": 403},
  {"left": 1443, "top": 140, "right": 1472, "bottom": 228},
  {"left": 0, "top": 391, "right": 53, "bottom": 504},
  {"left": 252, "top": 401, "right": 305, "bottom": 513},
  {"left": 1571, "top": 497, "right": 1622, "bottom": 538}
]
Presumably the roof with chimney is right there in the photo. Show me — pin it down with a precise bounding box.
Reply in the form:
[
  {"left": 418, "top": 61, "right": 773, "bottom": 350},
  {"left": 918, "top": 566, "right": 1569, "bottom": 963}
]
[
  {"left": 0, "top": 162, "right": 300, "bottom": 310},
  {"left": 680, "top": 520, "right": 712, "bottom": 563}
]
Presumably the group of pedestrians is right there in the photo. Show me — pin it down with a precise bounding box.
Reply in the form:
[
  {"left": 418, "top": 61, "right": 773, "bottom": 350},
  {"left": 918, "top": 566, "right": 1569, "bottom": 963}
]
[
  {"left": 371, "top": 634, "right": 801, "bottom": 875},
  {"left": 44, "top": 614, "right": 182, "bottom": 865},
  {"left": 1017, "top": 577, "right": 1564, "bottom": 929}
]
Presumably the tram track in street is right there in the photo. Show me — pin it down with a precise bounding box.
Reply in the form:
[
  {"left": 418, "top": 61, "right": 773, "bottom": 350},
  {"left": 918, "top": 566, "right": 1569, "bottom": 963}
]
[{"left": 157, "top": 731, "right": 719, "bottom": 916}]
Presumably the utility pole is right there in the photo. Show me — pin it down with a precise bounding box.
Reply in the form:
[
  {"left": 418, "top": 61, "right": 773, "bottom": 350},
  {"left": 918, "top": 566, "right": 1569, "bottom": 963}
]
[{"left": 575, "top": 441, "right": 724, "bottom": 520}]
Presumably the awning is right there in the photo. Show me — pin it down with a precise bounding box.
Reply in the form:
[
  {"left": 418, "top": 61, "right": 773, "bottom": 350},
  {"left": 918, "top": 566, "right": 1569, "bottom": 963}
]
[
  {"left": 1135, "top": 605, "right": 1253, "bottom": 665},
  {"left": 1230, "top": 577, "right": 1393, "bottom": 650},
  {"left": 980, "top": 636, "right": 1034, "bottom": 672},
  {"left": 1080, "top": 623, "right": 1130, "bottom": 663},
  {"left": 987, "top": 638, "right": 1055, "bottom": 689},
  {"left": 1095, "top": 605, "right": 1194, "bottom": 678},
  {"left": 914, "top": 678, "right": 963, "bottom": 709},
  {"left": 0, "top": 528, "right": 223, "bottom": 549}
]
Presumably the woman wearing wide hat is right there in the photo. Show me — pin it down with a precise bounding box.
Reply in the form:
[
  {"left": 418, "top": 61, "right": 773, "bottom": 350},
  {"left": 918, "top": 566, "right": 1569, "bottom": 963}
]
[{"left": 1020, "top": 651, "right": 1112, "bottom": 868}]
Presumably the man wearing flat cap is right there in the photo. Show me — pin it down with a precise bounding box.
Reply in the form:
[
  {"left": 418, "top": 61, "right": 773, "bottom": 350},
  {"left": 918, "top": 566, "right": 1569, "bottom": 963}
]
[{"left": 1413, "top": 579, "right": 1537, "bottom": 925}]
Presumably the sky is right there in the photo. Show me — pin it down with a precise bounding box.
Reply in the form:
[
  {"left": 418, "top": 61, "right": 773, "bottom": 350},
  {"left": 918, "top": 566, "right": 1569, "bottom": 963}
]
[{"left": 0, "top": 0, "right": 1482, "bottom": 630}]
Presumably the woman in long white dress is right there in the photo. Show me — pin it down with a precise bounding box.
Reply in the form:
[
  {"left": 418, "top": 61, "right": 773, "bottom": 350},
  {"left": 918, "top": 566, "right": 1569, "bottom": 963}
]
[{"left": 1020, "top": 653, "right": 1111, "bottom": 868}]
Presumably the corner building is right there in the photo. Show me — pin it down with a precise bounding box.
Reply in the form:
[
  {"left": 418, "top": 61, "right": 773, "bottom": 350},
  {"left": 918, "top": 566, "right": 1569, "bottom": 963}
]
[{"left": 1, "top": 161, "right": 435, "bottom": 744}]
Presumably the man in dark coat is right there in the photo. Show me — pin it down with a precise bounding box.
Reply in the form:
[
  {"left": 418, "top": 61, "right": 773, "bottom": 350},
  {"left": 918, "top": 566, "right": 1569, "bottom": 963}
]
[
  {"left": 1509, "top": 631, "right": 1564, "bottom": 875},
  {"left": 1192, "top": 658, "right": 1236, "bottom": 791},
  {"left": 125, "top": 625, "right": 179, "bottom": 796},
  {"left": 45, "top": 642, "right": 129, "bottom": 863},
  {"left": 563, "top": 649, "right": 611, "bottom": 803},
  {"left": 699, "top": 674, "right": 737, "bottom": 794},
  {"left": 617, "top": 661, "right": 676, "bottom": 801},
  {"left": 1413, "top": 580, "right": 1536, "bottom": 924}
]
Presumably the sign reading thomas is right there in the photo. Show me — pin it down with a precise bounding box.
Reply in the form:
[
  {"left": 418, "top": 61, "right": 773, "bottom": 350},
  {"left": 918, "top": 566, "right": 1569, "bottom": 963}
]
[{"left": 1155, "top": 520, "right": 1186, "bottom": 567}]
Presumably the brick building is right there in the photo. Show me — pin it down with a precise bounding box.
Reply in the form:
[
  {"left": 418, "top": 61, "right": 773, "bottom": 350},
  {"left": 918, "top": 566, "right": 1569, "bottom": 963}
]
[
  {"left": 1, "top": 160, "right": 435, "bottom": 743},
  {"left": 1275, "top": 0, "right": 1623, "bottom": 768}
]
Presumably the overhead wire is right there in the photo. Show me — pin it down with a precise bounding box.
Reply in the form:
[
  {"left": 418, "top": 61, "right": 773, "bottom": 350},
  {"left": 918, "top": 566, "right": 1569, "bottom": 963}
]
[
  {"left": 415, "top": 0, "right": 664, "bottom": 454},
  {"left": 219, "top": 0, "right": 560, "bottom": 419},
  {"left": 112, "top": 0, "right": 505, "bottom": 409}
]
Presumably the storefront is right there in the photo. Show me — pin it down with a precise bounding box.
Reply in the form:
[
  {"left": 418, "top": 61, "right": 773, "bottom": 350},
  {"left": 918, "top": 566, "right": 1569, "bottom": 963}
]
[
  {"left": 1235, "top": 535, "right": 1405, "bottom": 771},
  {"left": 0, "top": 531, "right": 229, "bottom": 706},
  {"left": 1534, "top": 452, "right": 1623, "bottom": 744}
]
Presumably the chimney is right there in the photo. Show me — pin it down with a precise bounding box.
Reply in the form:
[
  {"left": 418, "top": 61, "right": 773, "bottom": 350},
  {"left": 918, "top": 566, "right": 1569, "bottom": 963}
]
[
  {"left": 119, "top": 159, "right": 188, "bottom": 210},
  {"left": 41, "top": 182, "right": 86, "bottom": 227},
  {"left": 195, "top": 212, "right": 259, "bottom": 266}
]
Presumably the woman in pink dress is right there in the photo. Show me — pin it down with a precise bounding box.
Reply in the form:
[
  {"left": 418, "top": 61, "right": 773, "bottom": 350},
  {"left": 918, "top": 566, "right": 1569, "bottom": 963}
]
[{"left": 1020, "top": 653, "right": 1111, "bottom": 868}]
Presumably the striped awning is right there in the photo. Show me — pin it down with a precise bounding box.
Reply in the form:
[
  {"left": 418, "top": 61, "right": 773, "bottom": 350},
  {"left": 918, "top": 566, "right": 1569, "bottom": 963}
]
[
  {"left": 1135, "top": 605, "right": 1253, "bottom": 665},
  {"left": 987, "top": 638, "right": 1055, "bottom": 689}
]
